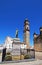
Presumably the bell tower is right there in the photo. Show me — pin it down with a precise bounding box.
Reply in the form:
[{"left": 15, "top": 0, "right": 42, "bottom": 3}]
[{"left": 23, "top": 18, "right": 30, "bottom": 48}]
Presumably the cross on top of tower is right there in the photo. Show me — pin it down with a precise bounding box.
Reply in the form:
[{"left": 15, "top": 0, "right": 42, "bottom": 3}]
[{"left": 25, "top": 18, "right": 29, "bottom": 22}]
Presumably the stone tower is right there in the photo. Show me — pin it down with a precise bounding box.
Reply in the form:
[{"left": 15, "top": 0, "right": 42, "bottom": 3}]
[
  {"left": 33, "top": 27, "right": 42, "bottom": 52},
  {"left": 40, "top": 27, "right": 42, "bottom": 35},
  {"left": 23, "top": 19, "right": 30, "bottom": 48}
]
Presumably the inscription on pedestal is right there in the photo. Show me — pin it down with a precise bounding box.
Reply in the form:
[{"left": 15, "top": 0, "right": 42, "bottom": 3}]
[{"left": 11, "top": 49, "right": 20, "bottom": 55}]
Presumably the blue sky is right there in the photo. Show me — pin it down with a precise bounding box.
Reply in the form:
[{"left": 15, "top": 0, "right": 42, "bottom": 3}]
[{"left": 0, "top": 0, "right": 42, "bottom": 46}]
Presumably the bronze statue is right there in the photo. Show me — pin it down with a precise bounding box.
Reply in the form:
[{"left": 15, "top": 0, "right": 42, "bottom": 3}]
[{"left": 15, "top": 29, "right": 18, "bottom": 38}]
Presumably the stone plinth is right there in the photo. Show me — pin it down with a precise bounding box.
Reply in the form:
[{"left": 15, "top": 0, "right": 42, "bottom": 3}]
[{"left": 35, "top": 52, "right": 42, "bottom": 60}]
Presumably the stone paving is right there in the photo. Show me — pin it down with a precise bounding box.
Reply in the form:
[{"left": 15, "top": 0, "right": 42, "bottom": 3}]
[{"left": 0, "top": 60, "right": 42, "bottom": 65}]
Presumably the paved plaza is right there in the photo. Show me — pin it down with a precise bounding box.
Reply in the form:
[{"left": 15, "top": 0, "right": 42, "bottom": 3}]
[{"left": 0, "top": 60, "right": 42, "bottom": 65}]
